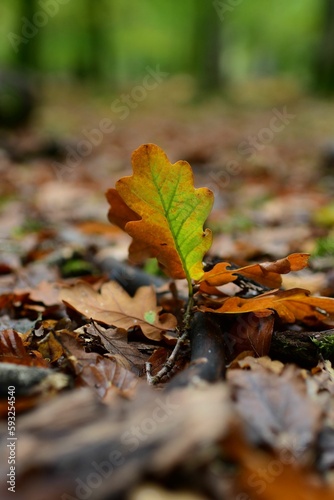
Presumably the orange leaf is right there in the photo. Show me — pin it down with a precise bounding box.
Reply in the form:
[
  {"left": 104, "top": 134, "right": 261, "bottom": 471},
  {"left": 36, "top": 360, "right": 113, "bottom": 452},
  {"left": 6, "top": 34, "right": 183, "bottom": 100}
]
[
  {"left": 200, "top": 287, "right": 334, "bottom": 325},
  {"left": 106, "top": 143, "right": 213, "bottom": 284},
  {"left": 106, "top": 188, "right": 141, "bottom": 231},
  {"left": 60, "top": 281, "right": 177, "bottom": 341},
  {"left": 199, "top": 253, "right": 310, "bottom": 289}
]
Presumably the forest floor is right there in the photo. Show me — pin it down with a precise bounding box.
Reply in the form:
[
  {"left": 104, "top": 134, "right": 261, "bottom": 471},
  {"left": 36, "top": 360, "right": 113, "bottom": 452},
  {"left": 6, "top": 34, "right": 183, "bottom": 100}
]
[{"left": 1, "top": 78, "right": 334, "bottom": 499}]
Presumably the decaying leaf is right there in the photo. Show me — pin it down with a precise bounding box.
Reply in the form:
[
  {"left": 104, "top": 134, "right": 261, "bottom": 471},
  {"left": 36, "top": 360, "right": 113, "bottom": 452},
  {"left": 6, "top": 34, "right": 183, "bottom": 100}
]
[
  {"left": 228, "top": 363, "right": 322, "bottom": 452},
  {"left": 29, "top": 280, "right": 61, "bottom": 306},
  {"left": 75, "top": 323, "right": 149, "bottom": 375},
  {"left": 199, "top": 253, "right": 310, "bottom": 289},
  {"left": 201, "top": 287, "right": 334, "bottom": 325},
  {"left": 106, "top": 143, "right": 213, "bottom": 285},
  {"left": 0, "top": 328, "right": 49, "bottom": 367},
  {"left": 79, "top": 355, "right": 138, "bottom": 398},
  {"left": 227, "top": 429, "right": 334, "bottom": 500},
  {"left": 60, "top": 281, "right": 177, "bottom": 341},
  {"left": 227, "top": 312, "right": 275, "bottom": 357}
]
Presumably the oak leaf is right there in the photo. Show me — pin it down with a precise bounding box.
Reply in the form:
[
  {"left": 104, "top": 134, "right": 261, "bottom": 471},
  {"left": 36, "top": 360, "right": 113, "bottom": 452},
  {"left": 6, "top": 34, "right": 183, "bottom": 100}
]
[
  {"left": 199, "top": 253, "right": 310, "bottom": 290},
  {"left": 106, "top": 143, "right": 214, "bottom": 285},
  {"left": 60, "top": 281, "right": 177, "bottom": 341},
  {"left": 200, "top": 288, "right": 334, "bottom": 325}
]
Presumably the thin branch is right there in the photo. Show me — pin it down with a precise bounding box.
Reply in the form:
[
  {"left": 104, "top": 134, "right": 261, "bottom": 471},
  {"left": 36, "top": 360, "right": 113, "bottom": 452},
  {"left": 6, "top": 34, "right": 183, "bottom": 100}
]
[
  {"left": 146, "top": 288, "right": 194, "bottom": 385},
  {"left": 146, "top": 328, "right": 190, "bottom": 385}
]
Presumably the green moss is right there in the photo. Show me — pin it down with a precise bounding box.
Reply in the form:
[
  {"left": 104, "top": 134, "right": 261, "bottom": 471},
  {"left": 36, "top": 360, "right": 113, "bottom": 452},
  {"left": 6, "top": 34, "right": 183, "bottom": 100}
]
[
  {"left": 210, "top": 214, "right": 253, "bottom": 234},
  {"left": 12, "top": 219, "right": 46, "bottom": 236},
  {"left": 311, "top": 335, "right": 334, "bottom": 360},
  {"left": 60, "top": 259, "right": 97, "bottom": 278},
  {"left": 143, "top": 258, "right": 164, "bottom": 277}
]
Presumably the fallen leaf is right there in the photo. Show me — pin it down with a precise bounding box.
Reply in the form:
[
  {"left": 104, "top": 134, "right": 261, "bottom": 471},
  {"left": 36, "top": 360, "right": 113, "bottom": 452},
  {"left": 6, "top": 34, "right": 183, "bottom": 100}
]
[
  {"left": 129, "top": 484, "right": 207, "bottom": 500},
  {"left": 76, "top": 323, "right": 149, "bottom": 375},
  {"left": 36, "top": 331, "right": 65, "bottom": 363},
  {"left": 232, "top": 355, "right": 285, "bottom": 374},
  {"left": 79, "top": 355, "right": 138, "bottom": 398},
  {"left": 228, "top": 312, "right": 275, "bottom": 357},
  {"left": 60, "top": 281, "right": 177, "bottom": 341},
  {"left": 0, "top": 329, "right": 49, "bottom": 367},
  {"left": 107, "top": 143, "right": 213, "bottom": 284},
  {"left": 228, "top": 364, "right": 321, "bottom": 452},
  {"left": 29, "top": 280, "right": 61, "bottom": 306},
  {"left": 199, "top": 253, "right": 310, "bottom": 289},
  {"left": 201, "top": 287, "right": 334, "bottom": 325},
  {"left": 227, "top": 430, "right": 334, "bottom": 500}
]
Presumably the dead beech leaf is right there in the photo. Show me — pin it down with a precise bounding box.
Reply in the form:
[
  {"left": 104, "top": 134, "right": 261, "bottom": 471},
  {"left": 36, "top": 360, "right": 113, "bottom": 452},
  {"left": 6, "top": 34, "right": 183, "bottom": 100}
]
[
  {"left": 199, "top": 253, "right": 310, "bottom": 289},
  {"left": 60, "top": 281, "right": 177, "bottom": 341},
  {"left": 0, "top": 329, "right": 49, "bottom": 367},
  {"left": 201, "top": 287, "right": 334, "bottom": 325}
]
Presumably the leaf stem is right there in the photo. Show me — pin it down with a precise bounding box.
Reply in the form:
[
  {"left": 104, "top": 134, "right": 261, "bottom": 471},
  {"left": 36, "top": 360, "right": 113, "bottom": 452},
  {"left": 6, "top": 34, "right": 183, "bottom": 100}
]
[{"left": 183, "top": 282, "right": 194, "bottom": 331}]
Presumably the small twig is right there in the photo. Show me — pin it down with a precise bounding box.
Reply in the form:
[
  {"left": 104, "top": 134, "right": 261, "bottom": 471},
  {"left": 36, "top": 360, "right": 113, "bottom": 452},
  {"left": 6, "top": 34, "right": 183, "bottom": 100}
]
[
  {"left": 146, "top": 329, "right": 190, "bottom": 385},
  {"left": 146, "top": 291, "right": 194, "bottom": 385}
]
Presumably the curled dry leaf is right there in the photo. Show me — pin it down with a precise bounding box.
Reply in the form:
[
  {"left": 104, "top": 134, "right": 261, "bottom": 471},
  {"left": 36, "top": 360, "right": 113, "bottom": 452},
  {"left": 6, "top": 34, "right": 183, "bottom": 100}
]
[
  {"left": 201, "top": 287, "right": 334, "bottom": 326},
  {"left": 106, "top": 143, "right": 213, "bottom": 284},
  {"left": 60, "top": 281, "right": 177, "bottom": 341},
  {"left": 0, "top": 328, "right": 49, "bottom": 367},
  {"left": 199, "top": 253, "right": 310, "bottom": 289}
]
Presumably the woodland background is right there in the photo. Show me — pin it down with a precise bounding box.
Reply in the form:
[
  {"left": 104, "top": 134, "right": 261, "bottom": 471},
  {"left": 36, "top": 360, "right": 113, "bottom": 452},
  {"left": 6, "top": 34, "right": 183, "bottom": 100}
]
[{"left": 2, "top": 2, "right": 334, "bottom": 500}]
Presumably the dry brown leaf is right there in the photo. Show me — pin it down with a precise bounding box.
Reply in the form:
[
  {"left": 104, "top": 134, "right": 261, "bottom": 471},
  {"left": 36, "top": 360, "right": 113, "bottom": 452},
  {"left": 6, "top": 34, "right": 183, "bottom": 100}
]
[
  {"left": 227, "top": 365, "right": 322, "bottom": 452},
  {"left": 233, "top": 355, "right": 285, "bottom": 374},
  {"left": 227, "top": 430, "right": 334, "bottom": 500},
  {"left": 60, "top": 281, "right": 177, "bottom": 341},
  {"left": 201, "top": 287, "right": 334, "bottom": 325},
  {"left": 79, "top": 355, "right": 138, "bottom": 398},
  {"left": 35, "top": 331, "right": 65, "bottom": 363},
  {"left": 0, "top": 329, "right": 49, "bottom": 367},
  {"left": 29, "top": 280, "right": 61, "bottom": 306},
  {"left": 76, "top": 323, "right": 149, "bottom": 375},
  {"left": 129, "top": 484, "right": 207, "bottom": 500},
  {"left": 227, "top": 312, "right": 275, "bottom": 358},
  {"left": 199, "top": 253, "right": 309, "bottom": 289}
]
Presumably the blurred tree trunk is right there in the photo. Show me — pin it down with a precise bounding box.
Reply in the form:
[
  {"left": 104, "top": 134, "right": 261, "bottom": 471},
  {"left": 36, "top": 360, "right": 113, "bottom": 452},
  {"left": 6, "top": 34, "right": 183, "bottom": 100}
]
[
  {"left": 314, "top": 0, "right": 334, "bottom": 94},
  {"left": 76, "top": 0, "right": 115, "bottom": 82},
  {"left": 191, "top": 0, "right": 224, "bottom": 93},
  {"left": 13, "top": 0, "right": 40, "bottom": 70}
]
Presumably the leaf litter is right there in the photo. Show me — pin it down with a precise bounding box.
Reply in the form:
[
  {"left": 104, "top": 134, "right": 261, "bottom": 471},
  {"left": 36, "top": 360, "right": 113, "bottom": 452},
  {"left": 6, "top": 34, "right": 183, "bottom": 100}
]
[{"left": 2, "top": 99, "right": 334, "bottom": 498}]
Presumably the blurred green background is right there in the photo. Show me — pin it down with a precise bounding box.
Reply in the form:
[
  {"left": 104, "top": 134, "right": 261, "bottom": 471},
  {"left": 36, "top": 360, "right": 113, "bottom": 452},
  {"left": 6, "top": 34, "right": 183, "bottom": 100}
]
[{"left": 0, "top": 0, "right": 333, "bottom": 95}]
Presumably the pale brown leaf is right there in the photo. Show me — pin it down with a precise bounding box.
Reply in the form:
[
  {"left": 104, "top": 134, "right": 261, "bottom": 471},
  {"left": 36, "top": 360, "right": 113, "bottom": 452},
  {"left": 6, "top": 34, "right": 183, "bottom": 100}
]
[{"left": 60, "top": 281, "right": 177, "bottom": 341}]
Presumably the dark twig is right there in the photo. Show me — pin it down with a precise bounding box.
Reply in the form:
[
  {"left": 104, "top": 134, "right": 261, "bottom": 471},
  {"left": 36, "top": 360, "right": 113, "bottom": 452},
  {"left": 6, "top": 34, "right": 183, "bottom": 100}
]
[
  {"left": 146, "top": 293, "right": 194, "bottom": 385},
  {"left": 145, "top": 329, "right": 189, "bottom": 385}
]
